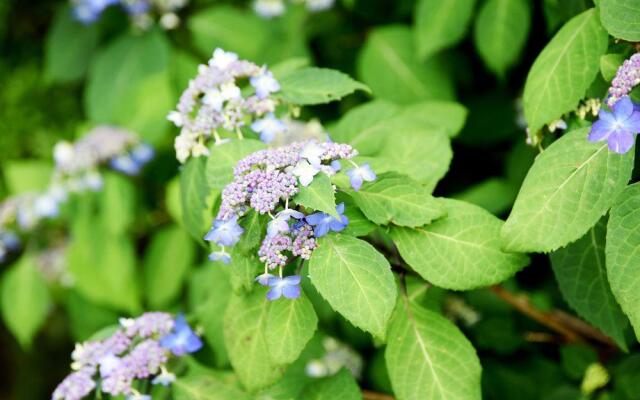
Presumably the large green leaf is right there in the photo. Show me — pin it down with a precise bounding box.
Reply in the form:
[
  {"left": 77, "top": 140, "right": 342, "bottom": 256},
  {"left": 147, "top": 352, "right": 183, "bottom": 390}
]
[
  {"left": 502, "top": 128, "right": 634, "bottom": 253},
  {"left": 1, "top": 256, "right": 50, "bottom": 349},
  {"left": 265, "top": 294, "right": 318, "bottom": 364},
  {"left": 329, "top": 100, "right": 400, "bottom": 149},
  {"left": 385, "top": 294, "right": 482, "bottom": 400},
  {"left": 414, "top": 0, "right": 476, "bottom": 60},
  {"left": 173, "top": 371, "right": 251, "bottom": 400},
  {"left": 522, "top": 9, "right": 608, "bottom": 133},
  {"left": 294, "top": 173, "right": 339, "bottom": 218},
  {"left": 99, "top": 173, "right": 136, "bottom": 235},
  {"left": 3, "top": 160, "right": 52, "bottom": 194},
  {"left": 143, "top": 225, "right": 196, "bottom": 308},
  {"left": 279, "top": 67, "right": 370, "bottom": 105},
  {"left": 396, "top": 101, "right": 468, "bottom": 138},
  {"left": 350, "top": 172, "right": 444, "bottom": 227},
  {"left": 358, "top": 26, "right": 454, "bottom": 104},
  {"left": 181, "top": 157, "right": 212, "bottom": 242},
  {"left": 452, "top": 178, "right": 518, "bottom": 216},
  {"left": 391, "top": 199, "right": 528, "bottom": 290},
  {"left": 600, "top": 0, "right": 640, "bottom": 41},
  {"left": 300, "top": 369, "right": 362, "bottom": 400},
  {"left": 224, "top": 289, "right": 287, "bottom": 391},
  {"left": 308, "top": 235, "right": 396, "bottom": 337},
  {"left": 550, "top": 219, "right": 629, "bottom": 349},
  {"left": 206, "top": 139, "right": 265, "bottom": 190},
  {"left": 473, "top": 0, "right": 530, "bottom": 78},
  {"left": 44, "top": 6, "right": 98, "bottom": 83},
  {"left": 606, "top": 183, "right": 640, "bottom": 340}
]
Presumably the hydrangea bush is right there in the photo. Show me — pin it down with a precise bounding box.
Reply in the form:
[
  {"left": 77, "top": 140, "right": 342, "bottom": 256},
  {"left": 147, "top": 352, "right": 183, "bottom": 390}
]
[{"left": 3, "top": 0, "right": 640, "bottom": 399}]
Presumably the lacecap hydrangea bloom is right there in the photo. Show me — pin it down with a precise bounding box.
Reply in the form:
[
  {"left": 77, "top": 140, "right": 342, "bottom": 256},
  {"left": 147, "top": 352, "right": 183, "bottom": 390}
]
[
  {"left": 589, "top": 53, "right": 640, "bottom": 154},
  {"left": 204, "top": 139, "right": 375, "bottom": 300},
  {"left": 71, "top": 0, "right": 187, "bottom": 30},
  {"left": 52, "top": 312, "right": 202, "bottom": 400},
  {"left": 168, "top": 48, "right": 284, "bottom": 163},
  {"left": 253, "top": 0, "right": 335, "bottom": 19}
]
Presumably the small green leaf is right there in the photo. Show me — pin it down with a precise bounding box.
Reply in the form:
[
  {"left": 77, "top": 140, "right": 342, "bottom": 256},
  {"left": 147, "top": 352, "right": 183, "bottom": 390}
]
[
  {"left": 279, "top": 67, "right": 370, "bottom": 105},
  {"left": 227, "top": 250, "right": 262, "bottom": 293},
  {"left": 330, "top": 100, "right": 400, "bottom": 149},
  {"left": 206, "top": 140, "right": 266, "bottom": 190},
  {"left": 392, "top": 199, "right": 528, "bottom": 290},
  {"left": 550, "top": 218, "right": 629, "bottom": 350},
  {"left": 294, "top": 173, "right": 339, "bottom": 218},
  {"left": 396, "top": 101, "right": 468, "bottom": 138},
  {"left": 173, "top": 371, "right": 251, "bottom": 400},
  {"left": 386, "top": 295, "right": 482, "bottom": 400},
  {"left": 237, "top": 210, "right": 268, "bottom": 254},
  {"left": 99, "top": 173, "right": 136, "bottom": 234},
  {"left": 4, "top": 160, "right": 53, "bottom": 194},
  {"left": 502, "top": 128, "right": 634, "bottom": 253},
  {"left": 414, "top": 0, "right": 476, "bottom": 60},
  {"left": 523, "top": 9, "right": 608, "bottom": 133},
  {"left": 452, "top": 178, "right": 518, "bottom": 216},
  {"left": 606, "top": 183, "right": 640, "bottom": 340},
  {"left": 1, "top": 256, "right": 50, "bottom": 349},
  {"left": 265, "top": 294, "right": 318, "bottom": 364},
  {"left": 143, "top": 225, "right": 196, "bottom": 308},
  {"left": 473, "top": 0, "right": 531, "bottom": 78},
  {"left": 309, "top": 235, "right": 396, "bottom": 337},
  {"left": 338, "top": 194, "right": 378, "bottom": 237},
  {"left": 350, "top": 172, "right": 444, "bottom": 227},
  {"left": 600, "top": 53, "right": 625, "bottom": 82},
  {"left": 181, "top": 157, "right": 213, "bottom": 242},
  {"left": 600, "top": 0, "right": 640, "bottom": 41},
  {"left": 300, "top": 369, "right": 362, "bottom": 400}
]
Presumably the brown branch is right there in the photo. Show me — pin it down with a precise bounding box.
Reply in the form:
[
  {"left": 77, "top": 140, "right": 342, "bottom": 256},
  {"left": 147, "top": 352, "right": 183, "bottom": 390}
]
[
  {"left": 550, "top": 309, "right": 617, "bottom": 348},
  {"left": 362, "top": 390, "right": 395, "bottom": 400}
]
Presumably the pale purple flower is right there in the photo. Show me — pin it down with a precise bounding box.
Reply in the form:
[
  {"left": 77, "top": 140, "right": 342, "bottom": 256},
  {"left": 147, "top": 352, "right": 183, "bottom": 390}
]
[
  {"left": 159, "top": 314, "right": 203, "bottom": 356},
  {"left": 34, "top": 194, "right": 60, "bottom": 218},
  {"left": 110, "top": 155, "right": 140, "bottom": 176},
  {"left": 210, "top": 48, "right": 239, "bottom": 70},
  {"left": 346, "top": 163, "right": 376, "bottom": 191},
  {"left": 51, "top": 368, "right": 96, "bottom": 400},
  {"left": 267, "top": 275, "right": 302, "bottom": 300},
  {"left": 608, "top": 53, "right": 640, "bottom": 107},
  {"left": 306, "top": 203, "right": 348, "bottom": 237},
  {"left": 250, "top": 70, "right": 281, "bottom": 99},
  {"left": 130, "top": 143, "right": 154, "bottom": 165},
  {"left": 151, "top": 368, "right": 176, "bottom": 386},
  {"left": 251, "top": 113, "right": 287, "bottom": 143},
  {"left": 208, "top": 250, "right": 231, "bottom": 264},
  {"left": 204, "top": 217, "right": 244, "bottom": 247},
  {"left": 292, "top": 160, "right": 320, "bottom": 186},
  {"left": 255, "top": 272, "right": 276, "bottom": 285},
  {"left": 589, "top": 96, "right": 640, "bottom": 154},
  {"left": 267, "top": 209, "right": 304, "bottom": 238}
]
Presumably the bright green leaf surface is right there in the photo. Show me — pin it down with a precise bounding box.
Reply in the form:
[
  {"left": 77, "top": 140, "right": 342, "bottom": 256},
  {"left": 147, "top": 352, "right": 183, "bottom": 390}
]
[
  {"left": 265, "top": 294, "right": 318, "bottom": 364},
  {"left": 414, "top": 0, "right": 476, "bottom": 60},
  {"left": 206, "top": 139, "right": 265, "bottom": 190},
  {"left": 294, "top": 173, "right": 339, "bottom": 218},
  {"left": 300, "top": 368, "right": 362, "bottom": 400},
  {"left": 279, "top": 67, "right": 370, "bottom": 105},
  {"left": 600, "top": 0, "right": 640, "bottom": 41}
]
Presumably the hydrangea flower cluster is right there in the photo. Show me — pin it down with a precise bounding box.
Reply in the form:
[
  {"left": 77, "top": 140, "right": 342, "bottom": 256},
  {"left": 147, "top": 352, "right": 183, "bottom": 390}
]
[
  {"left": 0, "top": 126, "right": 153, "bottom": 263},
  {"left": 204, "top": 140, "right": 376, "bottom": 300},
  {"left": 52, "top": 312, "right": 202, "bottom": 400},
  {"left": 589, "top": 53, "right": 640, "bottom": 154},
  {"left": 168, "top": 49, "right": 284, "bottom": 163},
  {"left": 71, "top": 0, "right": 187, "bottom": 30},
  {"left": 253, "top": 0, "right": 335, "bottom": 18}
]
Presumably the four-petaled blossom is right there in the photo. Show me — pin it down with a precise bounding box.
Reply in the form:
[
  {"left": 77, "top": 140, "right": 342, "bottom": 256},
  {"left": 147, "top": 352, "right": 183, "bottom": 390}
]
[
  {"left": 251, "top": 113, "right": 287, "bottom": 143},
  {"left": 267, "top": 209, "right": 305, "bottom": 238},
  {"left": 159, "top": 314, "right": 203, "bottom": 356},
  {"left": 300, "top": 141, "right": 325, "bottom": 166},
  {"left": 306, "top": 202, "right": 349, "bottom": 237},
  {"left": 110, "top": 155, "right": 140, "bottom": 176},
  {"left": 267, "top": 275, "right": 302, "bottom": 300},
  {"left": 210, "top": 48, "right": 238, "bottom": 70},
  {"left": 292, "top": 160, "right": 320, "bottom": 186},
  {"left": 204, "top": 217, "right": 244, "bottom": 246},
  {"left": 255, "top": 272, "right": 276, "bottom": 286},
  {"left": 589, "top": 96, "right": 640, "bottom": 154},
  {"left": 250, "top": 70, "right": 281, "bottom": 99},
  {"left": 346, "top": 163, "right": 377, "bottom": 191},
  {"left": 209, "top": 250, "right": 231, "bottom": 264}
]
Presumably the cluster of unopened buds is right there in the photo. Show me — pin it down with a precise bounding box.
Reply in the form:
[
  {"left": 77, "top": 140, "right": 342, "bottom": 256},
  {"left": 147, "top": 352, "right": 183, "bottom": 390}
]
[
  {"left": 168, "top": 48, "right": 288, "bottom": 163},
  {"left": 588, "top": 53, "right": 640, "bottom": 154},
  {"left": 203, "top": 140, "right": 376, "bottom": 300},
  {"left": 0, "top": 126, "right": 153, "bottom": 263},
  {"left": 71, "top": 0, "right": 187, "bottom": 29},
  {"left": 52, "top": 312, "right": 202, "bottom": 400},
  {"left": 253, "top": 0, "right": 335, "bottom": 18}
]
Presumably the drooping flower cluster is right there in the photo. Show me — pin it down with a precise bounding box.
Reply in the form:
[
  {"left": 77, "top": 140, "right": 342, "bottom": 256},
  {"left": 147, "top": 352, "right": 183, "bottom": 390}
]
[
  {"left": 253, "top": 0, "right": 334, "bottom": 18},
  {"left": 52, "top": 312, "right": 202, "bottom": 400},
  {"left": 168, "top": 49, "right": 284, "bottom": 163},
  {"left": 71, "top": 0, "right": 187, "bottom": 30},
  {"left": 0, "top": 126, "right": 153, "bottom": 263},
  {"left": 607, "top": 53, "right": 640, "bottom": 107},
  {"left": 204, "top": 139, "right": 376, "bottom": 300}
]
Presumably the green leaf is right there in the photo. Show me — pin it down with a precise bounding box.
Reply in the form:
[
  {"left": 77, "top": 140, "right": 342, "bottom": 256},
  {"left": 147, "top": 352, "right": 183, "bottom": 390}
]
[
  {"left": 237, "top": 210, "right": 268, "bottom": 254},
  {"left": 550, "top": 219, "right": 629, "bottom": 350},
  {"left": 350, "top": 172, "right": 444, "bottom": 227},
  {"left": 271, "top": 57, "right": 311, "bottom": 80},
  {"left": 600, "top": 53, "right": 625, "bottom": 82},
  {"left": 473, "top": 0, "right": 530, "bottom": 78},
  {"left": 396, "top": 101, "right": 468, "bottom": 138},
  {"left": 338, "top": 194, "right": 377, "bottom": 237},
  {"left": 278, "top": 67, "right": 370, "bottom": 105},
  {"left": 600, "top": 0, "right": 640, "bottom": 41},
  {"left": 452, "top": 178, "right": 518, "bottom": 216},
  {"left": 414, "top": 0, "right": 476, "bottom": 60},
  {"left": 65, "top": 291, "right": 118, "bottom": 342},
  {"left": 99, "top": 173, "right": 136, "bottom": 234},
  {"left": 300, "top": 369, "right": 362, "bottom": 400},
  {"left": 358, "top": 25, "right": 454, "bottom": 104},
  {"left": 309, "top": 235, "right": 396, "bottom": 337},
  {"left": 3, "top": 160, "right": 53, "bottom": 194},
  {"left": 143, "top": 225, "right": 196, "bottom": 308},
  {"left": 294, "top": 173, "right": 339, "bottom": 218},
  {"left": 265, "top": 294, "right": 318, "bottom": 364},
  {"left": 330, "top": 100, "right": 400, "bottom": 149},
  {"left": 227, "top": 250, "right": 262, "bottom": 293},
  {"left": 391, "top": 199, "right": 528, "bottom": 290},
  {"left": 522, "top": 9, "right": 608, "bottom": 133},
  {"left": 606, "top": 183, "right": 640, "bottom": 340},
  {"left": 502, "top": 128, "right": 634, "bottom": 253},
  {"left": 224, "top": 289, "right": 287, "bottom": 391},
  {"left": 181, "top": 157, "right": 212, "bottom": 242},
  {"left": 206, "top": 139, "right": 266, "bottom": 190},
  {"left": 173, "top": 371, "right": 251, "bottom": 400},
  {"left": 44, "top": 6, "right": 98, "bottom": 83},
  {"left": 385, "top": 294, "right": 482, "bottom": 400},
  {"left": 1, "top": 256, "right": 50, "bottom": 348}
]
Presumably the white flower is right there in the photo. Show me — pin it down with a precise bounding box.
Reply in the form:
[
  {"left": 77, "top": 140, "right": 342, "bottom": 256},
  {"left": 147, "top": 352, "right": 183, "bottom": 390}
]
[
  {"left": 300, "top": 141, "right": 325, "bottom": 166},
  {"left": 254, "top": 0, "right": 286, "bottom": 18},
  {"left": 220, "top": 82, "right": 241, "bottom": 101},
  {"left": 202, "top": 89, "right": 224, "bottom": 111},
  {"left": 53, "top": 141, "right": 76, "bottom": 170},
  {"left": 167, "top": 111, "right": 185, "bottom": 127},
  {"left": 250, "top": 70, "right": 281, "bottom": 99},
  {"left": 210, "top": 48, "right": 238, "bottom": 70},
  {"left": 152, "top": 367, "right": 176, "bottom": 386},
  {"left": 292, "top": 160, "right": 320, "bottom": 186}
]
